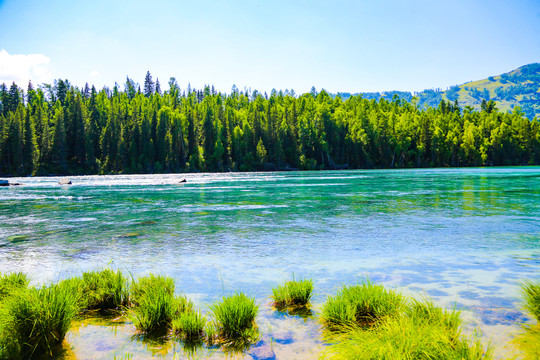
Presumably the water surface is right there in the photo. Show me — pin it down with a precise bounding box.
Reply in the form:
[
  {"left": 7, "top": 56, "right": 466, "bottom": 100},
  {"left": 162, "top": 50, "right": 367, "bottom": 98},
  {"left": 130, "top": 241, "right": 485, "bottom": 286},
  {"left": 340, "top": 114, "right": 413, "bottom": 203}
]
[{"left": 1, "top": 168, "right": 539, "bottom": 358}]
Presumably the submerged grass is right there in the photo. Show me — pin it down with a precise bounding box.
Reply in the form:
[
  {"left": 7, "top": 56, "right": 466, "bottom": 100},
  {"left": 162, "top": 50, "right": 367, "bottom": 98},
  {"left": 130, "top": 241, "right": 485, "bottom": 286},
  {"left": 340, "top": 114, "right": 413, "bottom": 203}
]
[
  {"left": 271, "top": 278, "right": 314, "bottom": 308},
  {"left": 210, "top": 292, "right": 258, "bottom": 340},
  {"left": 0, "top": 283, "right": 78, "bottom": 359},
  {"left": 321, "top": 281, "right": 405, "bottom": 331}
]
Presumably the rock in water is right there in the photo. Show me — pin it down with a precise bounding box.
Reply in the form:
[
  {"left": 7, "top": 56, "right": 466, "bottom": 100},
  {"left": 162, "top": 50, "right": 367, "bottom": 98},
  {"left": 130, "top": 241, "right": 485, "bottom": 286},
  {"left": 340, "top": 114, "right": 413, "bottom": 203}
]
[
  {"left": 179, "top": 178, "right": 187, "bottom": 183},
  {"left": 58, "top": 178, "right": 72, "bottom": 185},
  {"left": 0, "top": 180, "right": 8, "bottom": 186},
  {"left": 249, "top": 342, "right": 276, "bottom": 360}
]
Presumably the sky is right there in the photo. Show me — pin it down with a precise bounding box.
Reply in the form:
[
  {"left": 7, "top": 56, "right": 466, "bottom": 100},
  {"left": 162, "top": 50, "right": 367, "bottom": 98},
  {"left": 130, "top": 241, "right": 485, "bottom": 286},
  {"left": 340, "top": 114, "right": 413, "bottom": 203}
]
[{"left": 0, "top": 0, "right": 539, "bottom": 95}]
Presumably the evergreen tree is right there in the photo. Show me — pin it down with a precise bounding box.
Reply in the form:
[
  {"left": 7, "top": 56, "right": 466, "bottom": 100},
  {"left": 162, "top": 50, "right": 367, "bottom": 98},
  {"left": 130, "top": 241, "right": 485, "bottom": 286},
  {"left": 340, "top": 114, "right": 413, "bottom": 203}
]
[{"left": 144, "top": 71, "right": 155, "bottom": 97}]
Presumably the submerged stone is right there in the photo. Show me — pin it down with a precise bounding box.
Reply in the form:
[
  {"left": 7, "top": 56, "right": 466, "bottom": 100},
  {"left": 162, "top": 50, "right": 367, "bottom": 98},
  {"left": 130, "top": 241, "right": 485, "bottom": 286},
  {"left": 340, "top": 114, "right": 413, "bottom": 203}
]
[
  {"left": 116, "top": 232, "right": 141, "bottom": 238},
  {"left": 8, "top": 235, "right": 30, "bottom": 243},
  {"left": 249, "top": 342, "right": 276, "bottom": 360},
  {"left": 138, "top": 220, "right": 157, "bottom": 225}
]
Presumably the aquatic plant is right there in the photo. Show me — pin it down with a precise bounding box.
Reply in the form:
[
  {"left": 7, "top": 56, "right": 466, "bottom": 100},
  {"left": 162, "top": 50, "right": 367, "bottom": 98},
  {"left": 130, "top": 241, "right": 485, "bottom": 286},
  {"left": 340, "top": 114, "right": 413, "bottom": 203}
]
[
  {"left": 130, "top": 274, "right": 174, "bottom": 306},
  {"left": 271, "top": 277, "right": 314, "bottom": 308},
  {"left": 0, "top": 272, "right": 29, "bottom": 301},
  {"left": 522, "top": 281, "right": 540, "bottom": 322},
  {"left": 129, "top": 274, "right": 192, "bottom": 333},
  {"left": 406, "top": 298, "right": 462, "bottom": 334},
  {"left": 0, "top": 283, "right": 78, "bottom": 359},
  {"left": 68, "top": 268, "right": 129, "bottom": 311},
  {"left": 210, "top": 292, "right": 259, "bottom": 339},
  {"left": 321, "top": 281, "right": 405, "bottom": 331},
  {"left": 322, "top": 314, "right": 491, "bottom": 360},
  {"left": 172, "top": 310, "right": 207, "bottom": 341},
  {"left": 512, "top": 281, "right": 540, "bottom": 359}
]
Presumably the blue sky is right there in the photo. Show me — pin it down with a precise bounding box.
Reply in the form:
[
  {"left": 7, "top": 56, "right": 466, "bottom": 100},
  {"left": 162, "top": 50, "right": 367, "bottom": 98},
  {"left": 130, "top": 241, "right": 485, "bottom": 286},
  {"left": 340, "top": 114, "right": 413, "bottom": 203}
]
[{"left": 0, "top": 0, "right": 539, "bottom": 94}]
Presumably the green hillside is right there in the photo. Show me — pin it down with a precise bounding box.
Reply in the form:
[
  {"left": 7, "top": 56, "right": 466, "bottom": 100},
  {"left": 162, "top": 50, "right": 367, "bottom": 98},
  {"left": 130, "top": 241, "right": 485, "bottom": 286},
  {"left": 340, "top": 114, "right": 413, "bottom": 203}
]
[
  {"left": 447, "top": 63, "right": 540, "bottom": 120},
  {"left": 337, "top": 63, "right": 540, "bottom": 120}
]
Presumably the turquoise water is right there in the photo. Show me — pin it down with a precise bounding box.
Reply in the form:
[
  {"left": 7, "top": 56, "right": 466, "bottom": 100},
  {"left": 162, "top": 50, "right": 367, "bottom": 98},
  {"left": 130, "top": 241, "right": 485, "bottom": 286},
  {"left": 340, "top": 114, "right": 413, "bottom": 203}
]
[{"left": 1, "top": 168, "right": 539, "bottom": 358}]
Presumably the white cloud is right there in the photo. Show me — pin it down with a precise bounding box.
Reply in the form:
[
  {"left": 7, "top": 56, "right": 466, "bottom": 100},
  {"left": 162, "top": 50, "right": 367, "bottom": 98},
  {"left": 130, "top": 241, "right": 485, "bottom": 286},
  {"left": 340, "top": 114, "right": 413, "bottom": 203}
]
[
  {"left": 0, "top": 49, "right": 52, "bottom": 87},
  {"left": 89, "top": 70, "right": 100, "bottom": 78}
]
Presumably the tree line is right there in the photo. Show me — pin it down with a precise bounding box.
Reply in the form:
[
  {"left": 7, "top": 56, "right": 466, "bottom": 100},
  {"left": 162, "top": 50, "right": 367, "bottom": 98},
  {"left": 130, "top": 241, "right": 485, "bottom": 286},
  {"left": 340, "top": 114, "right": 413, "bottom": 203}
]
[{"left": 1, "top": 72, "right": 539, "bottom": 176}]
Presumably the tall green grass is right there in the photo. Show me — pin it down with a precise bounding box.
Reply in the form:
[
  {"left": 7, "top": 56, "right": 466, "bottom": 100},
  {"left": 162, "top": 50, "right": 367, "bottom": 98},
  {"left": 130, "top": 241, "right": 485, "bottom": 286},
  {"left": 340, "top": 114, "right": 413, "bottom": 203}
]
[
  {"left": 321, "top": 282, "right": 491, "bottom": 359},
  {"left": 522, "top": 281, "right": 540, "bottom": 322},
  {"left": 321, "top": 281, "right": 405, "bottom": 331},
  {"left": 128, "top": 274, "right": 192, "bottom": 333},
  {"left": 512, "top": 281, "right": 540, "bottom": 359},
  {"left": 0, "top": 283, "right": 78, "bottom": 359},
  {"left": 172, "top": 310, "right": 207, "bottom": 341},
  {"left": 323, "top": 314, "right": 490, "bottom": 360},
  {"left": 272, "top": 278, "right": 314, "bottom": 308},
  {"left": 80, "top": 268, "right": 129, "bottom": 310},
  {"left": 210, "top": 292, "right": 258, "bottom": 340},
  {"left": 0, "top": 272, "right": 29, "bottom": 302}
]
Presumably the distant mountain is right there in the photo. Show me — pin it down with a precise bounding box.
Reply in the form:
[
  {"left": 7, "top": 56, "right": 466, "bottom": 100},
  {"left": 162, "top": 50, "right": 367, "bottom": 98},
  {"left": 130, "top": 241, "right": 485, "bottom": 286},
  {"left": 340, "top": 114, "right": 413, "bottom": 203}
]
[{"left": 336, "top": 63, "right": 540, "bottom": 120}]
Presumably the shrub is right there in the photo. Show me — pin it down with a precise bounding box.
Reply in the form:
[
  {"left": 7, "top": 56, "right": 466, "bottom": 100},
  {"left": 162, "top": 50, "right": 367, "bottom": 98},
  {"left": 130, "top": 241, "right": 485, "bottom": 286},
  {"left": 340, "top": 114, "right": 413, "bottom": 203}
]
[
  {"left": 210, "top": 292, "right": 258, "bottom": 339},
  {"left": 271, "top": 278, "right": 314, "bottom": 308},
  {"left": 321, "top": 281, "right": 404, "bottom": 331}
]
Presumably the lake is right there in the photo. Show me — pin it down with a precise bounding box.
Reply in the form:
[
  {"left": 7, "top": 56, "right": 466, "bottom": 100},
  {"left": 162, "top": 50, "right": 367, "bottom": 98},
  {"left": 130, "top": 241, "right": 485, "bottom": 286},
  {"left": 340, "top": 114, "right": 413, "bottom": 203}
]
[{"left": 1, "top": 168, "right": 539, "bottom": 359}]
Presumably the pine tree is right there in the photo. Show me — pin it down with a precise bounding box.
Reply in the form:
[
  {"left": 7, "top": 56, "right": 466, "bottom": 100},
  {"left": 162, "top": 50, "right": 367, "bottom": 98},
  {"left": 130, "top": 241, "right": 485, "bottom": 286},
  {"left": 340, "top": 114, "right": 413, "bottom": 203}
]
[
  {"left": 51, "top": 101, "right": 67, "bottom": 173},
  {"left": 155, "top": 78, "right": 162, "bottom": 95},
  {"left": 144, "top": 71, "right": 155, "bottom": 97}
]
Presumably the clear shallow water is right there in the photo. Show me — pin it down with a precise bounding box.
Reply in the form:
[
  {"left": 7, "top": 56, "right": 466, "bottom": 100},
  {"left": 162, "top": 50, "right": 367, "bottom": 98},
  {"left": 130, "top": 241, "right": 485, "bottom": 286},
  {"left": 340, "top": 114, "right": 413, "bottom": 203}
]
[{"left": 1, "top": 168, "right": 539, "bottom": 359}]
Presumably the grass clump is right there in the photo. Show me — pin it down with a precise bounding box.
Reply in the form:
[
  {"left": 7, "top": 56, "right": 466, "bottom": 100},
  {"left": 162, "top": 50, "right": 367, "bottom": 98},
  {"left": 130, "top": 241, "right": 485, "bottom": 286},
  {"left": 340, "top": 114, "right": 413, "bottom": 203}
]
[
  {"left": 323, "top": 314, "right": 490, "bottom": 360},
  {"left": 210, "top": 292, "right": 259, "bottom": 340},
  {"left": 0, "top": 272, "right": 29, "bottom": 302},
  {"left": 522, "top": 281, "right": 540, "bottom": 322},
  {"left": 129, "top": 274, "right": 192, "bottom": 334},
  {"left": 512, "top": 281, "right": 540, "bottom": 359},
  {"left": 172, "top": 310, "right": 207, "bottom": 341},
  {"left": 321, "top": 281, "right": 405, "bottom": 331},
  {"left": 79, "top": 268, "right": 129, "bottom": 310},
  {"left": 0, "top": 283, "right": 78, "bottom": 359},
  {"left": 321, "top": 282, "right": 491, "bottom": 359},
  {"left": 272, "top": 277, "right": 314, "bottom": 308}
]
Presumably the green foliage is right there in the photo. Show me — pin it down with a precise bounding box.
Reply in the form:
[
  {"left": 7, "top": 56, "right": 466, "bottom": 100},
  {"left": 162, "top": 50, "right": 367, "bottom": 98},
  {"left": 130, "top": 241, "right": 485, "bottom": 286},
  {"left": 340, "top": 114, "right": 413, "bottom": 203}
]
[
  {"left": 321, "top": 284, "right": 491, "bottom": 359},
  {"left": 128, "top": 274, "right": 192, "bottom": 333},
  {"left": 0, "top": 284, "right": 78, "bottom": 359},
  {"left": 0, "top": 272, "right": 29, "bottom": 302},
  {"left": 271, "top": 278, "right": 314, "bottom": 308},
  {"left": 172, "top": 310, "right": 207, "bottom": 341},
  {"left": 522, "top": 281, "right": 540, "bottom": 322},
  {"left": 210, "top": 292, "right": 259, "bottom": 340},
  {"left": 321, "top": 281, "right": 405, "bottom": 331},
  {"left": 1, "top": 69, "right": 540, "bottom": 176},
  {"left": 512, "top": 325, "right": 540, "bottom": 360},
  {"left": 73, "top": 268, "right": 129, "bottom": 310},
  {"left": 322, "top": 314, "right": 490, "bottom": 360}
]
